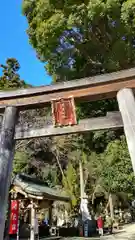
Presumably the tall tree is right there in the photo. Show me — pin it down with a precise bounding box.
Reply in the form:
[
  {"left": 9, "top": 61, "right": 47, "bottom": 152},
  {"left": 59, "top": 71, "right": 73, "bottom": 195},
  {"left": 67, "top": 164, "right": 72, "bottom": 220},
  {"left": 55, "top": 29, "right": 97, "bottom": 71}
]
[
  {"left": 22, "top": 0, "right": 135, "bottom": 81},
  {"left": 0, "top": 58, "right": 28, "bottom": 90}
]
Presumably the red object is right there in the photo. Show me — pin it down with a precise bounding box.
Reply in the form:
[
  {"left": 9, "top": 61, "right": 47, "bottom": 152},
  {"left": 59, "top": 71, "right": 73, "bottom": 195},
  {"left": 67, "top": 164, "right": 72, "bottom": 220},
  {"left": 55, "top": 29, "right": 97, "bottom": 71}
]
[
  {"left": 97, "top": 216, "right": 103, "bottom": 229},
  {"left": 51, "top": 97, "right": 77, "bottom": 126},
  {"left": 9, "top": 200, "right": 19, "bottom": 235},
  {"left": 79, "top": 226, "right": 83, "bottom": 237}
]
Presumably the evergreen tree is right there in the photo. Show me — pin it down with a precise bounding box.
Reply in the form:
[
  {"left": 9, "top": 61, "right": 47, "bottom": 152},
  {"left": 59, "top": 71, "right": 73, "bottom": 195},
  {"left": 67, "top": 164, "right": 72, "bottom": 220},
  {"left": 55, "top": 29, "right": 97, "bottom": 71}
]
[{"left": 0, "top": 58, "right": 28, "bottom": 90}]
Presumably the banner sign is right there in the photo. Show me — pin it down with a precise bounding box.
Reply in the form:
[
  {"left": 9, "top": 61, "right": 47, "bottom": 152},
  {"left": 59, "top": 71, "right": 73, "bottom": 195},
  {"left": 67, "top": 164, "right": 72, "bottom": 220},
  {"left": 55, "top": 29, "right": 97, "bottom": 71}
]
[
  {"left": 9, "top": 200, "right": 19, "bottom": 235},
  {"left": 52, "top": 97, "right": 77, "bottom": 127}
]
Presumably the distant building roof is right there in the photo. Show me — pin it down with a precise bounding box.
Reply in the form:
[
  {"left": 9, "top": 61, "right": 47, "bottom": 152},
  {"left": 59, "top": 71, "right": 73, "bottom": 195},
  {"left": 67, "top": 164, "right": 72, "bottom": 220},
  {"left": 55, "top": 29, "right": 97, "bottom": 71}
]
[{"left": 12, "top": 173, "right": 70, "bottom": 202}]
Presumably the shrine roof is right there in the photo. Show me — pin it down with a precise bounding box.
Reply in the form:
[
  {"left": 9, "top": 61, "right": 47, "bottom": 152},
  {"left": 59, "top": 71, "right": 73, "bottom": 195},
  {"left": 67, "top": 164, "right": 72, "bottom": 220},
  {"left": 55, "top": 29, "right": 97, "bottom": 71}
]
[{"left": 12, "top": 173, "right": 70, "bottom": 202}]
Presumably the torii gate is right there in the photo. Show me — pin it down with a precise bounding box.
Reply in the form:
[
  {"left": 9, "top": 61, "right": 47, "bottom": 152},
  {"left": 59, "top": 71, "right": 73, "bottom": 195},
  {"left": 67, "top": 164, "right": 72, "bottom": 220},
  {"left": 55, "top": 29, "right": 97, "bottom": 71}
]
[{"left": 0, "top": 67, "right": 135, "bottom": 238}]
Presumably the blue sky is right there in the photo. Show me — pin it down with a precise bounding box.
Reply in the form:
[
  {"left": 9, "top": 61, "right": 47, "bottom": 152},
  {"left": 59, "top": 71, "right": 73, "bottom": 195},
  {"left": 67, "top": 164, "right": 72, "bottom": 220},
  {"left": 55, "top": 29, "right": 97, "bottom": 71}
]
[{"left": 0, "top": 0, "right": 52, "bottom": 86}]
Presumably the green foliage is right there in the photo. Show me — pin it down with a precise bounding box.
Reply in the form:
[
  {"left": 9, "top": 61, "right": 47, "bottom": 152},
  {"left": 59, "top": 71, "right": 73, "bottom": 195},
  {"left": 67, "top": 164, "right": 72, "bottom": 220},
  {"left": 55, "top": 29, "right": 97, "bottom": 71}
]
[
  {"left": 121, "top": 0, "right": 135, "bottom": 31},
  {"left": 0, "top": 58, "right": 28, "bottom": 90},
  {"left": 13, "top": 151, "right": 30, "bottom": 175},
  {"left": 85, "top": 137, "right": 135, "bottom": 199},
  {"left": 62, "top": 161, "right": 78, "bottom": 206},
  {"left": 22, "top": 0, "right": 135, "bottom": 81},
  {"left": 101, "top": 137, "right": 135, "bottom": 194}
]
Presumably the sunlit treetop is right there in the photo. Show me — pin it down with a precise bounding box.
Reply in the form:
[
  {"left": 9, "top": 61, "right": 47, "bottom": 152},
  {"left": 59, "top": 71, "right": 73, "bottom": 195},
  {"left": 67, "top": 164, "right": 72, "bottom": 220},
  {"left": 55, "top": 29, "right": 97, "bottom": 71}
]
[{"left": 22, "top": 0, "right": 135, "bottom": 81}]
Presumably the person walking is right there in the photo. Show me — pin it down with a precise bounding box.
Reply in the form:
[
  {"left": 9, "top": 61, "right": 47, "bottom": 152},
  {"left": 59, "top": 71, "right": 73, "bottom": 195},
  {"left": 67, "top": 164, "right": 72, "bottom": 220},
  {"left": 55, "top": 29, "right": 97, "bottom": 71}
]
[{"left": 97, "top": 215, "right": 104, "bottom": 236}]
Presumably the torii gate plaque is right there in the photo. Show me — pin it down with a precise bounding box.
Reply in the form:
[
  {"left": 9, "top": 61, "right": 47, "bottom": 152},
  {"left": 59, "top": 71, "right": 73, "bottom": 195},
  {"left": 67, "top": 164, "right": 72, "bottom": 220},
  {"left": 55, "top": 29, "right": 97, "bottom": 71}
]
[{"left": 1, "top": 68, "right": 135, "bottom": 238}]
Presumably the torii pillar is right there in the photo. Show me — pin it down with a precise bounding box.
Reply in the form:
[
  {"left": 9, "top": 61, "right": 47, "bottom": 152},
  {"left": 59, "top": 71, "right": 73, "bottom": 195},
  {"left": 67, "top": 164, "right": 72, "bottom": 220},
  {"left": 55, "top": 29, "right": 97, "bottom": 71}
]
[
  {"left": 117, "top": 88, "right": 135, "bottom": 173},
  {"left": 0, "top": 106, "right": 18, "bottom": 240}
]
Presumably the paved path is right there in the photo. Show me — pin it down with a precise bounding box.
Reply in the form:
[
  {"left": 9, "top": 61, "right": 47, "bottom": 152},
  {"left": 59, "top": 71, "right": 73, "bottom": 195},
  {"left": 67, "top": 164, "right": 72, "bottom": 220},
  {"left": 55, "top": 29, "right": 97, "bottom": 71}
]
[
  {"left": 63, "top": 237, "right": 100, "bottom": 240},
  {"left": 101, "top": 223, "right": 135, "bottom": 240}
]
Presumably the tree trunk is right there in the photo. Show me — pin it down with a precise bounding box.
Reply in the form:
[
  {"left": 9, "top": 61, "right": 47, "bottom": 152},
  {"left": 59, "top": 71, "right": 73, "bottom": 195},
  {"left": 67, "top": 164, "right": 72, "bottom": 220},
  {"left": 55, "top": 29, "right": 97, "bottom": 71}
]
[
  {"left": 79, "top": 161, "right": 84, "bottom": 200},
  {"left": 55, "top": 153, "right": 65, "bottom": 179},
  {"left": 109, "top": 193, "right": 114, "bottom": 220},
  {"left": 0, "top": 106, "right": 18, "bottom": 240}
]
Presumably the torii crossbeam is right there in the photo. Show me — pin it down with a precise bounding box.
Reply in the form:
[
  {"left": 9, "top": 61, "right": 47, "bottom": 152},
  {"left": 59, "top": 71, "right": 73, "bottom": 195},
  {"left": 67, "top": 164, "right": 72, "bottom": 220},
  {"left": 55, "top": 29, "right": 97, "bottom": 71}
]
[
  {"left": 1, "top": 67, "right": 135, "bottom": 239},
  {"left": 0, "top": 67, "right": 135, "bottom": 110}
]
